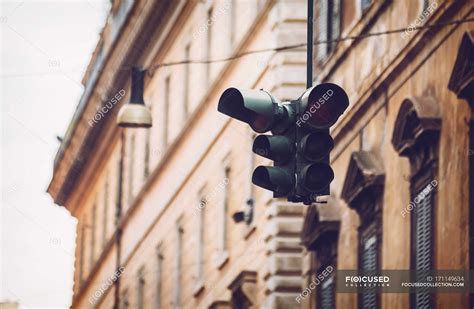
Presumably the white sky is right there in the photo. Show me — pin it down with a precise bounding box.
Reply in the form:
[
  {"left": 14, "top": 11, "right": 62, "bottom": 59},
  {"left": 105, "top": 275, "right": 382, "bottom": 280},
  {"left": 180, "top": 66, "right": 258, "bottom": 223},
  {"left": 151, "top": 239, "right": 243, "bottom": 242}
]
[{"left": 1, "top": 1, "right": 109, "bottom": 307}]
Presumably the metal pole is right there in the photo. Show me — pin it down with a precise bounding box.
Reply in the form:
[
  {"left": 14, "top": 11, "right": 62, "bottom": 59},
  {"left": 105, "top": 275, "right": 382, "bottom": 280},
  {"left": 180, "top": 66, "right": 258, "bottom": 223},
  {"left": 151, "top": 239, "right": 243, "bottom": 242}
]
[
  {"left": 114, "top": 129, "right": 125, "bottom": 309},
  {"left": 307, "top": 0, "right": 314, "bottom": 89}
]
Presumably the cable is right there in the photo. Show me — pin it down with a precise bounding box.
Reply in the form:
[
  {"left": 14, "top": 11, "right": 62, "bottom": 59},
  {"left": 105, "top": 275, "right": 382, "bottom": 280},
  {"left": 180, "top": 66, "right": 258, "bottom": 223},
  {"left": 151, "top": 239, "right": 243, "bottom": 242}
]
[
  {"left": 146, "top": 17, "right": 474, "bottom": 74},
  {"left": 2, "top": 17, "right": 472, "bottom": 78}
]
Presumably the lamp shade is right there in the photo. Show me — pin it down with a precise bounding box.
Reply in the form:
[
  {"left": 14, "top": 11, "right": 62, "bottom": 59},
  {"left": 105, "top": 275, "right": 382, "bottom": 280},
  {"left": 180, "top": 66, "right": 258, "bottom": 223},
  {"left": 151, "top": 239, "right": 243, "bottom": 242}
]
[{"left": 117, "top": 67, "right": 152, "bottom": 128}]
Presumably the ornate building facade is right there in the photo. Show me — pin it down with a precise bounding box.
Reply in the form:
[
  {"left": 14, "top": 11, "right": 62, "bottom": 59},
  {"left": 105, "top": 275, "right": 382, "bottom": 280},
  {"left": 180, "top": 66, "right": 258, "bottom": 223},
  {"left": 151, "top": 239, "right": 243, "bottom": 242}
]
[
  {"left": 300, "top": 0, "right": 472, "bottom": 308},
  {"left": 48, "top": 0, "right": 309, "bottom": 308},
  {"left": 48, "top": 0, "right": 473, "bottom": 308}
]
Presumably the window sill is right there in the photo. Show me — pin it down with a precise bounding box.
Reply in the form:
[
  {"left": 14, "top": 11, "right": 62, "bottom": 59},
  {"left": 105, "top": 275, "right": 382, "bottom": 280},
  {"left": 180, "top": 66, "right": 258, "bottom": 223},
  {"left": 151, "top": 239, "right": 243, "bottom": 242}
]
[
  {"left": 215, "top": 251, "right": 229, "bottom": 270},
  {"left": 244, "top": 224, "right": 256, "bottom": 240},
  {"left": 192, "top": 280, "right": 204, "bottom": 297}
]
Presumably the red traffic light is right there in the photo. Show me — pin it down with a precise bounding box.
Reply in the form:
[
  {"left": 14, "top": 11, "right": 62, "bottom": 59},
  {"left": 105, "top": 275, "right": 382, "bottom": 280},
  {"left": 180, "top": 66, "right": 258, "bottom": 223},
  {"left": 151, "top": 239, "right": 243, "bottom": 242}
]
[{"left": 298, "top": 83, "right": 349, "bottom": 129}]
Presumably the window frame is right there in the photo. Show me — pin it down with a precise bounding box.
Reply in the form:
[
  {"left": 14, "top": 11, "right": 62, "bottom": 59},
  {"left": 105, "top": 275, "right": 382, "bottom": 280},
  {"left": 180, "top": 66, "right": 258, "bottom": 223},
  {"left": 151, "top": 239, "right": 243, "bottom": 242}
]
[
  {"left": 102, "top": 175, "right": 109, "bottom": 248},
  {"left": 315, "top": 0, "right": 342, "bottom": 64},
  {"left": 137, "top": 267, "right": 145, "bottom": 309},
  {"left": 173, "top": 219, "right": 184, "bottom": 307},
  {"left": 193, "top": 189, "right": 206, "bottom": 295},
  {"left": 155, "top": 244, "right": 164, "bottom": 309},
  {"left": 391, "top": 96, "right": 441, "bottom": 309}
]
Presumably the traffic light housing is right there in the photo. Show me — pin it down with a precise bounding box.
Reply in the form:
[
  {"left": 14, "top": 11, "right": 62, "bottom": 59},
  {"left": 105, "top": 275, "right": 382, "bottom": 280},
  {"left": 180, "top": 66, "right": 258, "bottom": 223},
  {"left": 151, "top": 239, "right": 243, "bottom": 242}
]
[
  {"left": 217, "top": 83, "right": 349, "bottom": 204},
  {"left": 294, "top": 83, "right": 349, "bottom": 203},
  {"left": 218, "top": 88, "right": 296, "bottom": 198}
]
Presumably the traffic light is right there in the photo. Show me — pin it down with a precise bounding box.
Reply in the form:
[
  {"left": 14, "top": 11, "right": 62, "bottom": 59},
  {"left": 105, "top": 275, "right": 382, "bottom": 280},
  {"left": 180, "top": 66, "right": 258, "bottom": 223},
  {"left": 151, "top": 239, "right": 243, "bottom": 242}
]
[
  {"left": 218, "top": 88, "right": 296, "bottom": 198},
  {"left": 217, "top": 83, "right": 349, "bottom": 204},
  {"left": 294, "top": 83, "right": 349, "bottom": 203}
]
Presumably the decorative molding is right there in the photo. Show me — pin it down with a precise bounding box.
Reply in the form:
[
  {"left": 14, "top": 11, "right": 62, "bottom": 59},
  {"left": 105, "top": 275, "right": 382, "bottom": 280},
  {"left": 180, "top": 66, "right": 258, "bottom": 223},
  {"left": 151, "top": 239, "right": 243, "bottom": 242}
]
[
  {"left": 341, "top": 151, "right": 385, "bottom": 224},
  {"left": 228, "top": 271, "right": 257, "bottom": 309},
  {"left": 448, "top": 30, "right": 474, "bottom": 105},
  {"left": 391, "top": 96, "right": 441, "bottom": 178},
  {"left": 301, "top": 204, "right": 340, "bottom": 254},
  {"left": 208, "top": 300, "right": 232, "bottom": 309}
]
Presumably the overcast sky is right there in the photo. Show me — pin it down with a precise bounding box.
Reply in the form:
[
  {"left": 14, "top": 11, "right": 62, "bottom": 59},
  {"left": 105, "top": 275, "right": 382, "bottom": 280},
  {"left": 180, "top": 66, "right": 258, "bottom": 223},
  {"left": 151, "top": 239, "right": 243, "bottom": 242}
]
[{"left": 1, "top": 1, "right": 109, "bottom": 307}]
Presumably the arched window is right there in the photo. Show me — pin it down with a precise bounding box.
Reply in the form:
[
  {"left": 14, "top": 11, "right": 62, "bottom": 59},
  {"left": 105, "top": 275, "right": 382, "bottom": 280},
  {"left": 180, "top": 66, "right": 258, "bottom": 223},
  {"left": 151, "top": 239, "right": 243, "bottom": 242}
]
[
  {"left": 301, "top": 201, "right": 340, "bottom": 308},
  {"left": 341, "top": 151, "right": 385, "bottom": 309},
  {"left": 447, "top": 30, "right": 474, "bottom": 307},
  {"left": 392, "top": 96, "right": 441, "bottom": 308}
]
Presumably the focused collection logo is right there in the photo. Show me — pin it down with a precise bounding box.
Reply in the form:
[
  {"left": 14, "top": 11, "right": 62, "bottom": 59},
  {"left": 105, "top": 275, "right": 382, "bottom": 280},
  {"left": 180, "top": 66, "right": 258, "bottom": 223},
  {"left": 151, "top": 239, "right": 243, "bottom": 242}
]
[{"left": 345, "top": 275, "right": 390, "bottom": 287}]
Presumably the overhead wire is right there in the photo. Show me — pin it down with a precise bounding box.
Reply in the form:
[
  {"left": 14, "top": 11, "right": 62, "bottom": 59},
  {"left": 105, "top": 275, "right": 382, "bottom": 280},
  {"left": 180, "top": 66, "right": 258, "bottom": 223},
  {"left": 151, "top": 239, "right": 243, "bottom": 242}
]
[{"left": 1, "top": 17, "right": 473, "bottom": 79}]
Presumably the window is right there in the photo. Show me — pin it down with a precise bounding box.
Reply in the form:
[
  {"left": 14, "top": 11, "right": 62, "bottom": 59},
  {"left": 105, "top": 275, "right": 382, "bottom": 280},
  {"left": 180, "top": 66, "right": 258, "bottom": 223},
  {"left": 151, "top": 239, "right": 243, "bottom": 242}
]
[
  {"left": 156, "top": 245, "right": 163, "bottom": 309},
  {"left": 229, "top": 0, "right": 236, "bottom": 46},
  {"left": 137, "top": 267, "right": 145, "bottom": 309},
  {"left": 79, "top": 224, "right": 86, "bottom": 284},
  {"left": 413, "top": 183, "right": 434, "bottom": 308},
  {"left": 391, "top": 96, "right": 441, "bottom": 309},
  {"left": 163, "top": 75, "right": 171, "bottom": 148},
  {"left": 301, "top": 205, "right": 339, "bottom": 309},
  {"left": 447, "top": 31, "right": 474, "bottom": 308},
  {"left": 128, "top": 133, "right": 135, "bottom": 205},
  {"left": 361, "top": 0, "right": 372, "bottom": 12},
  {"left": 318, "top": 275, "right": 335, "bottom": 309},
  {"left": 245, "top": 132, "right": 256, "bottom": 227},
  {"left": 206, "top": 7, "right": 213, "bottom": 85},
  {"left": 359, "top": 224, "right": 379, "bottom": 309},
  {"left": 173, "top": 221, "right": 183, "bottom": 307},
  {"left": 121, "top": 289, "right": 129, "bottom": 309},
  {"left": 102, "top": 176, "right": 109, "bottom": 248},
  {"left": 219, "top": 166, "right": 230, "bottom": 254},
  {"left": 115, "top": 157, "right": 122, "bottom": 226},
  {"left": 144, "top": 125, "right": 151, "bottom": 179},
  {"left": 184, "top": 44, "right": 191, "bottom": 118},
  {"left": 341, "top": 151, "right": 385, "bottom": 309},
  {"left": 228, "top": 271, "right": 257, "bottom": 308},
  {"left": 316, "top": 0, "right": 341, "bottom": 63},
  {"left": 421, "top": 0, "right": 429, "bottom": 10},
  {"left": 196, "top": 194, "right": 205, "bottom": 286},
  {"left": 90, "top": 203, "right": 97, "bottom": 266}
]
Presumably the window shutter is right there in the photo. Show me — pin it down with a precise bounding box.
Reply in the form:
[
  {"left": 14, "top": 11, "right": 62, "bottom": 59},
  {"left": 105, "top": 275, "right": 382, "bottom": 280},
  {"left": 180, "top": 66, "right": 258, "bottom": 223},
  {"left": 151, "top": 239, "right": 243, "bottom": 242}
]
[
  {"left": 414, "top": 184, "right": 433, "bottom": 308},
  {"left": 361, "top": 234, "right": 377, "bottom": 309},
  {"left": 331, "top": 0, "right": 341, "bottom": 51},
  {"left": 362, "top": 234, "right": 377, "bottom": 271},
  {"left": 320, "top": 276, "right": 335, "bottom": 309},
  {"left": 317, "top": 0, "right": 329, "bottom": 62},
  {"left": 415, "top": 187, "right": 432, "bottom": 270}
]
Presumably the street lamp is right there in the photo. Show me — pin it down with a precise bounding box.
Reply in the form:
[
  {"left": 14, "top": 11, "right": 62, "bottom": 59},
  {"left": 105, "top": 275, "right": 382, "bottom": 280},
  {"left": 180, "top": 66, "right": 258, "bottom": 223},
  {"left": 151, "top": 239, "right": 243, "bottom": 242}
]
[
  {"left": 117, "top": 67, "right": 152, "bottom": 128},
  {"left": 114, "top": 66, "right": 153, "bottom": 309}
]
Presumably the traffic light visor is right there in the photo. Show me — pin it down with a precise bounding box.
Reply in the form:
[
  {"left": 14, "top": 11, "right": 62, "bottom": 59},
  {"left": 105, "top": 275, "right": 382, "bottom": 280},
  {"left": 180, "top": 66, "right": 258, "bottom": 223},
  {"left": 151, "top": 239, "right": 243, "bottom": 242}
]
[
  {"left": 252, "top": 135, "right": 293, "bottom": 163},
  {"left": 300, "top": 83, "right": 349, "bottom": 129},
  {"left": 218, "top": 88, "right": 276, "bottom": 133},
  {"left": 252, "top": 166, "right": 294, "bottom": 195}
]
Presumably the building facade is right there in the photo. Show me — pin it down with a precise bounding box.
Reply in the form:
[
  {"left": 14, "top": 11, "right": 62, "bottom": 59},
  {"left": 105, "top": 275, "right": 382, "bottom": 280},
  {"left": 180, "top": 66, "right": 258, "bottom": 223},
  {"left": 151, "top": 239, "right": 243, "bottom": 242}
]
[
  {"left": 300, "top": 0, "right": 472, "bottom": 309},
  {"left": 48, "top": 0, "right": 473, "bottom": 309},
  {"left": 48, "top": 0, "right": 310, "bottom": 308}
]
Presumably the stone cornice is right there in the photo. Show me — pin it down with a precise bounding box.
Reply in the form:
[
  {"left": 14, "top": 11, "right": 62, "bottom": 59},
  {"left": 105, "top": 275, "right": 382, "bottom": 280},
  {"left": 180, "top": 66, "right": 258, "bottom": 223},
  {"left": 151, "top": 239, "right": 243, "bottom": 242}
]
[{"left": 47, "top": 0, "right": 182, "bottom": 207}]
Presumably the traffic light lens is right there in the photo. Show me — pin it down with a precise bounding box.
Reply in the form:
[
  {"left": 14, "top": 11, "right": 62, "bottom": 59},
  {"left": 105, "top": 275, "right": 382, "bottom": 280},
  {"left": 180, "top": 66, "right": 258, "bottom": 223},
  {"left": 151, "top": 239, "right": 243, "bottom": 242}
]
[
  {"left": 300, "top": 163, "right": 334, "bottom": 192},
  {"left": 300, "top": 132, "right": 334, "bottom": 161},
  {"left": 250, "top": 114, "right": 271, "bottom": 133},
  {"left": 301, "top": 83, "right": 349, "bottom": 129}
]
